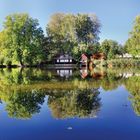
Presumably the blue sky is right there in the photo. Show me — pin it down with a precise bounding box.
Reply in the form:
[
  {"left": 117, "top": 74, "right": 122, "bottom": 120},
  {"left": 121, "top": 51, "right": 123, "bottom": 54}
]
[{"left": 0, "top": 0, "right": 140, "bottom": 44}]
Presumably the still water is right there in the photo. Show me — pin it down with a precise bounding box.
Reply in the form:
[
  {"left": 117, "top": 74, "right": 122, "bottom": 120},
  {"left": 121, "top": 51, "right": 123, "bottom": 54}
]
[{"left": 0, "top": 67, "right": 140, "bottom": 140}]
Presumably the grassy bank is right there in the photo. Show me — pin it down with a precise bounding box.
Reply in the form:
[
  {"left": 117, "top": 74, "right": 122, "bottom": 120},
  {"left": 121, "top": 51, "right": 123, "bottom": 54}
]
[{"left": 93, "top": 59, "right": 140, "bottom": 68}]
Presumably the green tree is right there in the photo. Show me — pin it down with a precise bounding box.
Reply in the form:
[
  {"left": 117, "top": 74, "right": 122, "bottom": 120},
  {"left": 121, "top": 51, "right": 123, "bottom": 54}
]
[
  {"left": 101, "top": 39, "right": 121, "bottom": 59},
  {"left": 0, "top": 31, "right": 7, "bottom": 65},
  {"left": 0, "top": 13, "right": 45, "bottom": 66},
  {"left": 46, "top": 13, "right": 77, "bottom": 54},
  {"left": 75, "top": 14, "right": 100, "bottom": 45},
  {"left": 125, "top": 15, "right": 140, "bottom": 57},
  {"left": 46, "top": 13, "right": 101, "bottom": 61}
]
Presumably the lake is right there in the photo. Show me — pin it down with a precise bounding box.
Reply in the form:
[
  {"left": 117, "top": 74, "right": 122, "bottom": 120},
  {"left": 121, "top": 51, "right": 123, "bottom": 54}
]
[{"left": 0, "top": 67, "right": 140, "bottom": 140}]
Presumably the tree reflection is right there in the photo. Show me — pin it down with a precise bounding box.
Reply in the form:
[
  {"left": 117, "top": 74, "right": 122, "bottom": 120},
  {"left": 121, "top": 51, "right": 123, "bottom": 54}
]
[
  {"left": 0, "top": 68, "right": 140, "bottom": 118},
  {"left": 0, "top": 68, "right": 56, "bottom": 85},
  {"left": 5, "top": 90, "right": 45, "bottom": 119},
  {"left": 124, "top": 76, "right": 140, "bottom": 116},
  {"left": 48, "top": 88, "right": 101, "bottom": 119}
]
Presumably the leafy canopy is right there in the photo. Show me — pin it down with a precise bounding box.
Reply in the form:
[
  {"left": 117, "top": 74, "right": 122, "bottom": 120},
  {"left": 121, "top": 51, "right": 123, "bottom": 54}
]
[
  {"left": 125, "top": 15, "right": 140, "bottom": 57},
  {"left": 46, "top": 13, "right": 101, "bottom": 60},
  {"left": 0, "top": 13, "right": 45, "bottom": 66}
]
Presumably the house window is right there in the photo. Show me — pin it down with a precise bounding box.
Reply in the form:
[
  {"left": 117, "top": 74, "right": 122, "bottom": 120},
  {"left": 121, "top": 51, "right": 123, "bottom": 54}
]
[
  {"left": 70, "top": 59, "right": 72, "bottom": 62},
  {"left": 57, "top": 60, "right": 59, "bottom": 63}
]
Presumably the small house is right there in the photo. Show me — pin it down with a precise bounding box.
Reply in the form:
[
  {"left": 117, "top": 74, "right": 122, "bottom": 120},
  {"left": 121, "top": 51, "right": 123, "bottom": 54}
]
[{"left": 55, "top": 54, "right": 74, "bottom": 64}]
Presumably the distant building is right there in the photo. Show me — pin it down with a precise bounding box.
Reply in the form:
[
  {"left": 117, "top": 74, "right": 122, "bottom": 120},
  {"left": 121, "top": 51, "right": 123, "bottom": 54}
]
[
  {"left": 54, "top": 54, "right": 74, "bottom": 64},
  {"left": 120, "top": 53, "right": 140, "bottom": 58},
  {"left": 118, "top": 53, "right": 133, "bottom": 58}
]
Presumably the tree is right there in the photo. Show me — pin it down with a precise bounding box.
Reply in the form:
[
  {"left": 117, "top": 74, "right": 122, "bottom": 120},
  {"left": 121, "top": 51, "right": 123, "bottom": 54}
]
[
  {"left": 0, "top": 13, "right": 45, "bottom": 66},
  {"left": 75, "top": 14, "right": 100, "bottom": 45},
  {"left": 125, "top": 15, "right": 140, "bottom": 57},
  {"left": 46, "top": 13, "right": 101, "bottom": 61},
  {"left": 46, "top": 13, "right": 77, "bottom": 54},
  {"left": 101, "top": 39, "right": 121, "bottom": 59},
  {"left": 73, "top": 14, "right": 100, "bottom": 60},
  {"left": 0, "top": 31, "right": 7, "bottom": 65}
]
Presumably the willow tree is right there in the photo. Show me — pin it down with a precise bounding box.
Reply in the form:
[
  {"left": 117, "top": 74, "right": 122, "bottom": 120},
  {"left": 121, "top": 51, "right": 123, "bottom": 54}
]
[
  {"left": 125, "top": 15, "right": 140, "bottom": 57},
  {"left": 0, "top": 13, "right": 45, "bottom": 66}
]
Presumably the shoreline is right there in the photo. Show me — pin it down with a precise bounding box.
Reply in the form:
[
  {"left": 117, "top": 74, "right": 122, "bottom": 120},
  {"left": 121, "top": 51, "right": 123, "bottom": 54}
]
[{"left": 0, "top": 59, "right": 140, "bottom": 69}]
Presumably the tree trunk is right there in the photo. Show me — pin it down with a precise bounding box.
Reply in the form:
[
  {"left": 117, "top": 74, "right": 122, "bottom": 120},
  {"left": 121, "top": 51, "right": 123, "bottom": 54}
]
[{"left": 20, "top": 60, "right": 24, "bottom": 67}]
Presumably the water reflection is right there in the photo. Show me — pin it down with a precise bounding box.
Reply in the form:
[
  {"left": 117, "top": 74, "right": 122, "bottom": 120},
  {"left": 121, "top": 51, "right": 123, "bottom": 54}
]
[
  {"left": 5, "top": 90, "right": 45, "bottom": 119},
  {"left": 48, "top": 88, "right": 101, "bottom": 119},
  {"left": 0, "top": 67, "right": 140, "bottom": 119},
  {"left": 0, "top": 88, "right": 101, "bottom": 119},
  {"left": 57, "top": 69, "right": 72, "bottom": 78}
]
